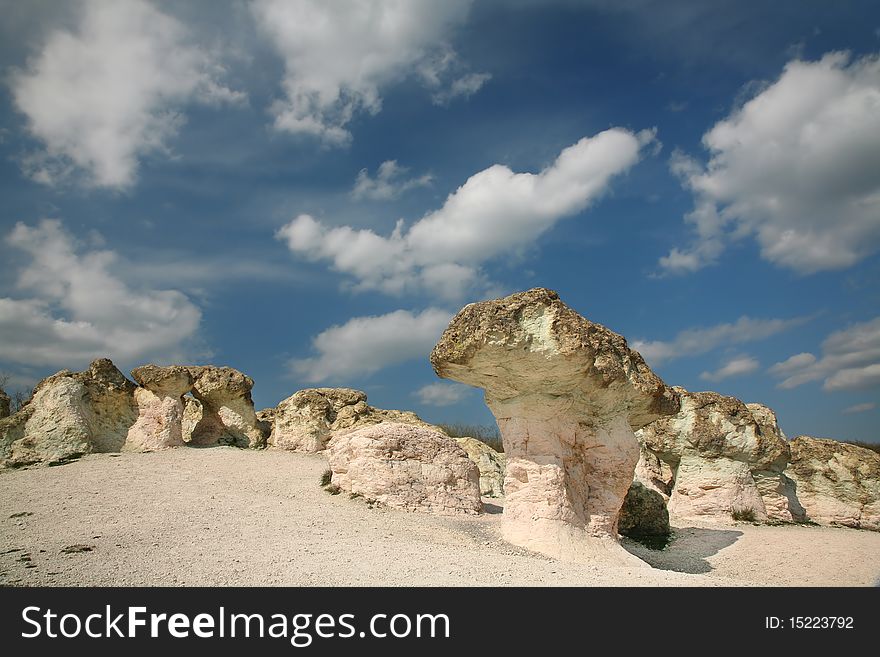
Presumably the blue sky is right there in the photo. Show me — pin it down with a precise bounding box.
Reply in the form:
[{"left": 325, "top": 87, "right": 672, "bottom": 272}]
[{"left": 1, "top": 0, "right": 878, "bottom": 443}]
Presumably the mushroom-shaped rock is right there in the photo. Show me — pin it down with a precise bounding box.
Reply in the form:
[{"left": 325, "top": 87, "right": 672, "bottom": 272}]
[
  {"left": 186, "top": 366, "right": 263, "bottom": 448},
  {"left": 430, "top": 288, "right": 678, "bottom": 562},
  {"left": 635, "top": 388, "right": 804, "bottom": 523},
  {"left": 455, "top": 437, "right": 506, "bottom": 498},
  {"left": 328, "top": 423, "right": 482, "bottom": 515},
  {"left": 127, "top": 365, "right": 193, "bottom": 450},
  {"left": 1, "top": 359, "right": 137, "bottom": 467},
  {"left": 785, "top": 436, "right": 880, "bottom": 530},
  {"left": 269, "top": 387, "right": 439, "bottom": 453}
]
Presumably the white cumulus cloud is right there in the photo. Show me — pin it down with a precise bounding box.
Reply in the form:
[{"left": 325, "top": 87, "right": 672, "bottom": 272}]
[
  {"left": 352, "top": 160, "right": 433, "bottom": 200},
  {"left": 278, "top": 128, "right": 655, "bottom": 299},
  {"left": 252, "top": 0, "right": 486, "bottom": 145},
  {"left": 842, "top": 402, "right": 876, "bottom": 414},
  {"left": 660, "top": 51, "right": 880, "bottom": 274},
  {"left": 0, "top": 219, "right": 202, "bottom": 368},
  {"left": 769, "top": 317, "right": 880, "bottom": 391},
  {"left": 290, "top": 308, "right": 452, "bottom": 383},
  {"left": 9, "top": 0, "right": 244, "bottom": 190},
  {"left": 414, "top": 381, "right": 472, "bottom": 407},
  {"left": 632, "top": 315, "right": 808, "bottom": 366},
  {"left": 699, "top": 355, "right": 760, "bottom": 382}
]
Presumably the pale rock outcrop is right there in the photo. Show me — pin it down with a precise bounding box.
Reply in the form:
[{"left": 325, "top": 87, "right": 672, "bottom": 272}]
[
  {"left": 785, "top": 436, "right": 880, "bottom": 530},
  {"left": 269, "top": 388, "right": 439, "bottom": 453},
  {"left": 431, "top": 288, "right": 679, "bottom": 563},
  {"left": 328, "top": 422, "right": 482, "bottom": 515},
  {"left": 0, "top": 387, "right": 10, "bottom": 419},
  {"left": 127, "top": 365, "right": 192, "bottom": 450},
  {"left": 635, "top": 389, "right": 804, "bottom": 523},
  {"left": 455, "top": 437, "right": 506, "bottom": 498},
  {"left": 255, "top": 407, "right": 275, "bottom": 443},
  {"left": 181, "top": 395, "right": 203, "bottom": 444},
  {"left": 186, "top": 366, "right": 264, "bottom": 448},
  {"left": 1, "top": 359, "right": 137, "bottom": 467}
]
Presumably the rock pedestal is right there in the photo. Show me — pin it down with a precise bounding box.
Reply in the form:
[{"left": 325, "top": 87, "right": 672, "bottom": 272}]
[
  {"left": 127, "top": 365, "right": 193, "bottom": 450},
  {"left": 186, "top": 366, "right": 264, "bottom": 448},
  {"left": 430, "top": 288, "right": 678, "bottom": 562}
]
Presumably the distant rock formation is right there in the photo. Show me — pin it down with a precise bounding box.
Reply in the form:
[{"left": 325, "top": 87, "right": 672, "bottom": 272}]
[
  {"left": 267, "top": 387, "right": 439, "bottom": 453},
  {"left": 0, "top": 359, "right": 263, "bottom": 468},
  {"left": 431, "top": 288, "right": 679, "bottom": 563},
  {"left": 635, "top": 388, "right": 805, "bottom": 523},
  {"left": 454, "top": 437, "right": 506, "bottom": 498},
  {"left": 0, "top": 359, "right": 137, "bottom": 467},
  {"left": 785, "top": 436, "right": 879, "bottom": 530},
  {"left": 327, "top": 422, "right": 482, "bottom": 515}
]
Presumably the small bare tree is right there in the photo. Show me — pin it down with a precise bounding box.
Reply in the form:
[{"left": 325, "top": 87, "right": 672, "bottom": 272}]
[{"left": 0, "top": 372, "right": 29, "bottom": 414}]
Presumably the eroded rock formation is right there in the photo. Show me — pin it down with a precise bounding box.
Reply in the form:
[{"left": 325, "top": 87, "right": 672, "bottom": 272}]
[
  {"left": 327, "top": 422, "right": 482, "bottom": 515},
  {"left": 186, "top": 366, "right": 264, "bottom": 448},
  {"left": 785, "top": 436, "right": 879, "bottom": 530},
  {"left": 268, "top": 387, "right": 439, "bottom": 453},
  {"left": 431, "top": 288, "right": 679, "bottom": 562},
  {"left": 127, "top": 365, "right": 192, "bottom": 450},
  {"left": 635, "top": 388, "right": 805, "bottom": 523},
  {"left": 455, "top": 437, "right": 506, "bottom": 498},
  {"left": 0, "top": 359, "right": 264, "bottom": 467},
  {"left": 1, "top": 359, "right": 137, "bottom": 467}
]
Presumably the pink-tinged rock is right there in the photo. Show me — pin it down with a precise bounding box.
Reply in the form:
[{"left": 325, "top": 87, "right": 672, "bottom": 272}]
[
  {"left": 431, "top": 288, "right": 678, "bottom": 563},
  {"left": 127, "top": 365, "right": 193, "bottom": 450},
  {"left": 785, "top": 436, "right": 879, "bottom": 530},
  {"left": 328, "top": 422, "right": 482, "bottom": 515}
]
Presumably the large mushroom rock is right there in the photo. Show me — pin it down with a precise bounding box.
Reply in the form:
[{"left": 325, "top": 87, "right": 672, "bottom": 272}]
[
  {"left": 455, "top": 437, "right": 506, "bottom": 498},
  {"left": 127, "top": 365, "right": 193, "bottom": 450},
  {"left": 430, "top": 288, "right": 679, "bottom": 562},
  {"left": 0, "top": 387, "right": 10, "bottom": 419},
  {"left": 785, "top": 436, "right": 879, "bottom": 530},
  {"left": 186, "top": 366, "right": 264, "bottom": 448},
  {"left": 1, "top": 359, "right": 138, "bottom": 467},
  {"left": 327, "top": 422, "right": 482, "bottom": 515},
  {"left": 269, "top": 387, "right": 440, "bottom": 453},
  {"left": 635, "top": 389, "right": 804, "bottom": 523}
]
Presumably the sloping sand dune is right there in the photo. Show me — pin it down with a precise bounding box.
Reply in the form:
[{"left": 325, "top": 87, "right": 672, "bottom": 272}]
[{"left": 1, "top": 448, "right": 878, "bottom": 586}]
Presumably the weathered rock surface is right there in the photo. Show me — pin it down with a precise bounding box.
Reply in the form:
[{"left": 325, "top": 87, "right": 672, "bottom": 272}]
[
  {"left": 269, "top": 388, "right": 439, "bottom": 453},
  {"left": 431, "top": 288, "right": 679, "bottom": 563},
  {"left": 0, "top": 387, "right": 10, "bottom": 419},
  {"left": 186, "top": 366, "right": 264, "bottom": 448},
  {"left": 127, "top": 365, "right": 192, "bottom": 450},
  {"left": 455, "top": 437, "right": 506, "bottom": 498},
  {"left": 328, "top": 422, "right": 482, "bottom": 515},
  {"left": 785, "top": 436, "right": 880, "bottom": 530},
  {"left": 1, "top": 359, "right": 137, "bottom": 467},
  {"left": 619, "top": 481, "right": 670, "bottom": 537},
  {"left": 635, "top": 389, "right": 804, "bottom": 523}
]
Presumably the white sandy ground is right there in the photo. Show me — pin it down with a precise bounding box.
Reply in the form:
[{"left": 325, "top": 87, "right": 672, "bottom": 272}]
[{"left": 1, "top": 448, "right": 878, "bottom": 587}]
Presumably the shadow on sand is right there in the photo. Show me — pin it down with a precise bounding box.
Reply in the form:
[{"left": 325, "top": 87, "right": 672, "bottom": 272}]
[{"left": 621, "top": 527, "right": 743, "bottom": 574}]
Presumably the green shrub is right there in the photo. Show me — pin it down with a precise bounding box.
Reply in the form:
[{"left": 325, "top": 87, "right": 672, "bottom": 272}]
[
  {"left": 319, "top": 469, "right": 332, "bottom": 487},
  {"left": 325, "top": 484, "right": 341, "bottom": 496}
]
